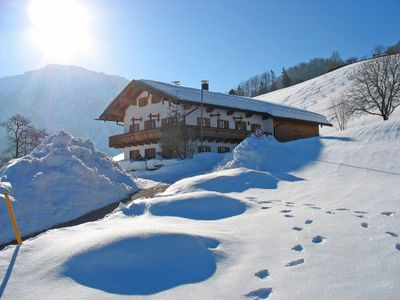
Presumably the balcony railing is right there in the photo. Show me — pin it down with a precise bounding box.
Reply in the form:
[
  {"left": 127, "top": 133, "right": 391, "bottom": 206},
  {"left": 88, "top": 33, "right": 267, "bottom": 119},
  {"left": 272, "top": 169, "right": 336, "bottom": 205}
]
[
  {"left": 109, "top": 128, "right": 162, "bottom": 148},
  {"left": 184, "top": 125, "right": 250, "bottom": 142},
  {"left": 109, "top": 125, "right": 253, "bottom": 148}
]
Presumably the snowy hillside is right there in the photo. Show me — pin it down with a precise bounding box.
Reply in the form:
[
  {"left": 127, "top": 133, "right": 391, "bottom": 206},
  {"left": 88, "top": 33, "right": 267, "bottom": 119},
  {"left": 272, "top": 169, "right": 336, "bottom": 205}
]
[
  {"left": 0, "top": 131, "right": 137, "bottom": 244},
  {"left": 0, "top": 65, "right": 128, "bottom": 154},
  {"left": 255, "top": 58, "right": 400, "bottom": 130},
  {"left": 0, "top": 121, "right": 398, "bottom": 299}
]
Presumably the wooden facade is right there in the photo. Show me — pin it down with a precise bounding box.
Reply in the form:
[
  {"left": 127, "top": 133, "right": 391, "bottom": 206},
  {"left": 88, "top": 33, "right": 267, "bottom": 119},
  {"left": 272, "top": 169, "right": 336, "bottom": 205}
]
[{"left": 273, "top": 119, "right": 319, "bottom": 142}]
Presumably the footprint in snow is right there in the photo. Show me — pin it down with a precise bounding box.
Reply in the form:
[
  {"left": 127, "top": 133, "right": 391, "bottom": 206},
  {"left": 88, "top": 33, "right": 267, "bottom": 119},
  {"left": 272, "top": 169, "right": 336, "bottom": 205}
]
[
  {"left": 310, "top": 206, "right": 322, "bottom": 210},
  {"left": 381, "top": 212, "right": 396, "bottom": 217},
  {"left": 286, "top": 201, "right": 295, "bottom": 205},
  {"left": 354, "top": 211, "right": 368, "bottom": 214},
  {"left": 261, "top": 206, "right": 271, "bottom": 210},
  {"left": 246, "top": 288, "right": 273, "bottom": 299},
  {"left": 361, "top": 222, "right": 368, "bottom": 228},
  {"left": 326, "top": 210, "right": 335, "bottom": 215},
  {"left": 286, "top": 258, "right": 304, "bottom": 267},
  {"left": 312, "top": 235, "right": 327, "bottom": 244},
  {"left": 259, "top": 201, "right": 272, "bottom": 204},
  {"left": 292, "top": 226, "right": 303, "bottom": 231},
  {"left": 284, "top": 214, "right": 294, "bottom": 218},
  {"left": 305, "top": 220, "right": 313, "bottom": 224},
  {"left": 386, "top": 232, "right": 399, "bottom": 238},
  {"left": 303, "top": 203, "right": 315, "bottom": 207},
  {"left": 336, "top": 208, "right": 350, "bottom": 211},
  {"left": 292, "top": 244, "right": 304, "bottom": 252},
  {"left": 254, "top": 269, "right": 270, "bottom": 279},
  {"left": 355, "top": 215, "right": 365, "bottom": 219},
  {"left": 280, "top": 209, "right": 292, "bottom": 213}
]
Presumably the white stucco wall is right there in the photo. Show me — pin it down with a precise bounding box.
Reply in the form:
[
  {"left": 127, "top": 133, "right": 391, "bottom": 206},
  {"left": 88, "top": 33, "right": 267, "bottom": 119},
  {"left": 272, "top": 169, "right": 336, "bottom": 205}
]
[
  {"left": 184, "top": 106, "right": 273, "bottom": 133},
  {"left": 124, "top": 91, "right": 172, "bottom": 133}
]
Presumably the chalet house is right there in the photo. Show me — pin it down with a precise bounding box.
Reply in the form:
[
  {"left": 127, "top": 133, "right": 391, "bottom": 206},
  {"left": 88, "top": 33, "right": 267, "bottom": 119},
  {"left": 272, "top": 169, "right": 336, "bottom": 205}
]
[{"left": 99, "top": 80, "right": 331, "bottom": 160}]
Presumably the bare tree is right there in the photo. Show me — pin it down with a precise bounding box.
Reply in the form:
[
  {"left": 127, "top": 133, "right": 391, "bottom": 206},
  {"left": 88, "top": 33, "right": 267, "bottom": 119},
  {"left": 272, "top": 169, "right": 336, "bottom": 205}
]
[
  {"left": 346, "top": 55, "right": 400, "bottom": 121},
  {"left": 329, "top": 94, "right": 352, "bottom": 130},
  {"left": 160, "top": 104, "right": 186, "bottom": 159},
  {"left": 1, "top": 114, "right": 48, "bottom": 160}
]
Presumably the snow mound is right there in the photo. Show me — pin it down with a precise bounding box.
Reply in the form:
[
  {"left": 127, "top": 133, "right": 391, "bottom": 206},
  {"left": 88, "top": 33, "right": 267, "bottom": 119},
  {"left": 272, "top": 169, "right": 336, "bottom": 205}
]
[
  {"left": 63, "top": 233, "right": 220, "bottom": 295},
  {"left": 120, "top": 152, "right": 227, "bottom": 184},
  {"left": 0, "top": 130, "right": 138, "bottom": 244},
  {"left": 218, "top": 134, "right": 322, "bottom": 174},
  {"left": 126, "top": 191, "right": 248, "bottom": 220}
]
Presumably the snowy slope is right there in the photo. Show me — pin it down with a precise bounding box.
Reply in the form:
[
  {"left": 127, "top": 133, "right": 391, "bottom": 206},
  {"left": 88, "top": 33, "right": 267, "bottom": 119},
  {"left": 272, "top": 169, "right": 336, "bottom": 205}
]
[
  {"left": 0, "top": 65, "right": 128, "bottom": 154},
  {"left": 0, "top": 131, "right": 138, "bottom": 244},
  {"left": 0, "top": 121, "right": 398, "bottom": 299},
  {"left": 255, "top": 58, "right": 400, "bottom": 130}
]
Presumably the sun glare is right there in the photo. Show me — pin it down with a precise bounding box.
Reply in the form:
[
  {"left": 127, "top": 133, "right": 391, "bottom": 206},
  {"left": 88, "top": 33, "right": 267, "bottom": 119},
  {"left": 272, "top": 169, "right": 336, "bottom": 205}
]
[{"left": 28, "top": 0, "right": 92, "bottom": 63}]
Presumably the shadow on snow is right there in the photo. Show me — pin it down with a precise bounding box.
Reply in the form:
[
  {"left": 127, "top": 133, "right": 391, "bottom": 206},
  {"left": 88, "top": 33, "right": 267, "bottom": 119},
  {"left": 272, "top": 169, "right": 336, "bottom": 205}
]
[{"left": 63, "top": 234, "right": 219, "bottom": 295}]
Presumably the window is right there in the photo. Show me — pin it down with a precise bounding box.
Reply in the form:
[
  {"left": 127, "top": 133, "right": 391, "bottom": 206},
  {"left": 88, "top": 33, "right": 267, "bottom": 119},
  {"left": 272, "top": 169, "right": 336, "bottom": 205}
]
[
  {"left": 145, "top": 148, "right": 156, "bottom": 159},
  {"left": 235, "top": 121, "right": 246, "bottom": 131},
  {"left": 144, "top": 119, "right": 156, "bottom": 130},
  {"left": 218, "top": 146, "right": 230, "bottom": 153},
  {"left": 151, "top": 94, "right": 161, "bottom": 104},
  {"left": 251, "top": 123, "right": 261, "bottom": 132},
  {"left": 197, "top": 117, "right": 211, "bottom": 128},
  {"left": 138, "top": 97, "right": 148, "bottom": 107},
  {"left": 217, "top": 119, "right": 229, "bottom": 129},
  {"left": 161, "top": 117, "right": 176, "bottom": 127},
  {"left": 129, "top": 150, "right": 141, "bottom": 160},
  {"left": 198, "top": 145, "right": 211, "bottom": 153},
  {"left": 129, "top": 123, "right": 140, "bottom": 132}
]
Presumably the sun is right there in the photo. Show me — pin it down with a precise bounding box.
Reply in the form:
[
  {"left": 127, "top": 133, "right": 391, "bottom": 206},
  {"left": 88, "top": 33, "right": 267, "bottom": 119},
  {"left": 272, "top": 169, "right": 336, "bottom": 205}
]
[{"left": 28, "top": 0, "right": 92, "bottom": 63}]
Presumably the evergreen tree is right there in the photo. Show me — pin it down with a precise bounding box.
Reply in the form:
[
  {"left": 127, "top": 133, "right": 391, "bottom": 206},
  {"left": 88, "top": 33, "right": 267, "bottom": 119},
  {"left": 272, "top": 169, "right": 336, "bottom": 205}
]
[
  {"left": 228, "top": 89, "right": 237, "bottom": 95},
  {"left": 270, "top": 70, "right": 277, "bottom": 91},
  {"left": 281, "top": 68, "right": 292, "bottom": 88}
]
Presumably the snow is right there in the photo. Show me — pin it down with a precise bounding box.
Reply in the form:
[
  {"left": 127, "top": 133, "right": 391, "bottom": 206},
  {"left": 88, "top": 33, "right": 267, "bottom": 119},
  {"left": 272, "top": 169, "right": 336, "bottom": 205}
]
[
  {"left": 255, "top": 58, "right": 400, "bottom": 130},
  {"left": 118, "top": 152, "right": 229, "bottom": 184},
  {"left": 1, "top": 57, "right": 400, "bottom": 298},
  {"left": 0, "top": 130, "right": 138, "bottom": 244},
  {"left": 0, "top": 119, "right": 399, "bottom": 299},
  {"left": 137, "top": 79, "right": 331, "bottom": 125}
]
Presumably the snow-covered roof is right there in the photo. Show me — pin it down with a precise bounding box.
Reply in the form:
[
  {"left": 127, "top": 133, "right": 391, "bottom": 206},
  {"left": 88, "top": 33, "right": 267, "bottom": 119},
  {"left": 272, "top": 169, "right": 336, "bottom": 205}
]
[
  {"left": 139, "top": 80, "right": 331, "bottom": 125},
  {"left": 100, "top": 79, "right": 331, "bottom": 125}
]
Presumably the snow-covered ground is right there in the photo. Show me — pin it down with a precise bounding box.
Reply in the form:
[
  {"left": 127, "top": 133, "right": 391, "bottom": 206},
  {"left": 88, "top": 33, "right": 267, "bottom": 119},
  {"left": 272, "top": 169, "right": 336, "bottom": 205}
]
[
  {"left": 116, "top": 152, "right": 229, "bottom": 184},
  {"left": 255, "top": 58, "right": 400, "bottom": 132},
  {"left": 0, "top": 120, "right": 399, "bottom": 299},
  {"left": 0, "top": 131, "right": 138, "bottom": 244}
]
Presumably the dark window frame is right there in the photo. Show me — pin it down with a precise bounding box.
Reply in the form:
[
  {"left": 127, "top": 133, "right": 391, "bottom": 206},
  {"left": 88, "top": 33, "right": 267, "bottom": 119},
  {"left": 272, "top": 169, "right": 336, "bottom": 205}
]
[{"left": 144, "top": 148, "right": 156, "bottom": 159}]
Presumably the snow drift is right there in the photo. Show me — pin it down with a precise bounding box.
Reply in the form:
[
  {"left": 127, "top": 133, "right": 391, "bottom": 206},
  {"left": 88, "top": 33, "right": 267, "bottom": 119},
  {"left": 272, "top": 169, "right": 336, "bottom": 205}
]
[{"left": 0, "top": 131, "right": 138, "bottom": 244}]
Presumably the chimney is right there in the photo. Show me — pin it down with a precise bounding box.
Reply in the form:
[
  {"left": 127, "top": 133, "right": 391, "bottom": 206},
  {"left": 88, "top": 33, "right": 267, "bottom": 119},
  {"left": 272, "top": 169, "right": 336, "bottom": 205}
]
[{"left": 201, "top": 80, "right": 209, "bottom": 91}]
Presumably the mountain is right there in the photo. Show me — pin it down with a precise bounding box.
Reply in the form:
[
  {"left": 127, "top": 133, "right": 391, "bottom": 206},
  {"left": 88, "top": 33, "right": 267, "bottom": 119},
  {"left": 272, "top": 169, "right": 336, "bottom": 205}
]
[
  {"left": 255, "top": 57, "right": 400, "bottom": 130},
  {"left": 0, "top": 64, "right": 129, "bottom": 154}
]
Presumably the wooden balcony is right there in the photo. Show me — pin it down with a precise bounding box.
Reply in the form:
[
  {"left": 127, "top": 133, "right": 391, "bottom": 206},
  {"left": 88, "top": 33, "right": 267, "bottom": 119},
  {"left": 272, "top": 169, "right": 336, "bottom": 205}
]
[
  {"left": 184, "top": 125, "right": 250, "bottom": 143},
  {"left": 109, "top": 128, "right": 162, "bottom": 148},
  {"left": 109, "top": 125, "right": 252, "bottom": 148}
]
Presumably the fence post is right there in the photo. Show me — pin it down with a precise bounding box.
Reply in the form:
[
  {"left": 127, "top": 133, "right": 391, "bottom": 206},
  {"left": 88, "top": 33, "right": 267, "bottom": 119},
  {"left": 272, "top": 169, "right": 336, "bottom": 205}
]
[{"left": 4, "top": 193, "right": 22, "bottom": 245}]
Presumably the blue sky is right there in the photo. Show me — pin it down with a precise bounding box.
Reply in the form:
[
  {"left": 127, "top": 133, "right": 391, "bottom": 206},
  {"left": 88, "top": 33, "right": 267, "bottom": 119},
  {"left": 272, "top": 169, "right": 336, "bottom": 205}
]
[{"left": 0, "top": 0, "right": 399, "bottom": 92}]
